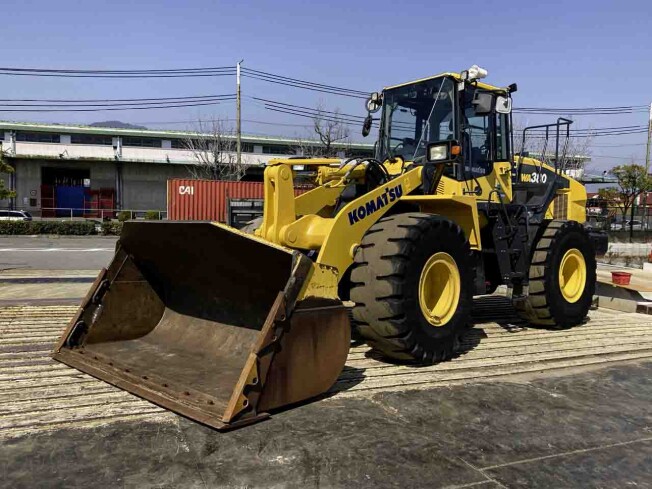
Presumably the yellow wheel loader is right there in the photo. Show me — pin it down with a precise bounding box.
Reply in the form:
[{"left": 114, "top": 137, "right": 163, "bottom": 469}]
[{"left": 53, "top": 66, "right": 607, "bottom": 430}]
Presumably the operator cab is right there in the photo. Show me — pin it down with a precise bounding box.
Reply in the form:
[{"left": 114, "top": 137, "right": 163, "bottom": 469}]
[{"left": 367, "top": 66, "right": 514, "bottom": 188}]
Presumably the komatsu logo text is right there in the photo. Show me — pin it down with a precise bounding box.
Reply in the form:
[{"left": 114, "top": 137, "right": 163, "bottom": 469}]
[{"left": 348, "top": 184, "right": 403, "bottom": 225}]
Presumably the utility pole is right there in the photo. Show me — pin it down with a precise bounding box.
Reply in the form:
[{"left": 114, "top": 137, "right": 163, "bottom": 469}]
[
  {"left": 236, "top": 60, "right": 243, "bottom": 166},
  {"left": 644, "top": 103, "right": 652, "bottom": 231}
]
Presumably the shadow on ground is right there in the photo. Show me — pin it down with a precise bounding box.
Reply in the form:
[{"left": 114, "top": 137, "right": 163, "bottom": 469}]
[{"left": 3, "top": 361, "right": 651, "bottom": 488}]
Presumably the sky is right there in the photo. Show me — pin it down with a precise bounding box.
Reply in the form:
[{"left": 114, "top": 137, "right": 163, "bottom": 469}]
[{"left": 0, "top": 0, "right": 650, "bottom": 172}]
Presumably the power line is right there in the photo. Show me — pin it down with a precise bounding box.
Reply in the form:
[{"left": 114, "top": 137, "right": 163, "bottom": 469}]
[
  {"left": 590, "top": 154, "right": 648, "bottom": 160},
  {"left": 264, "top": 106, "right": 377, "bottom": 127},
  {"left": 0, "top": 96, "right": 236, "bottom": 109},
  {"left": 242, "top": 71, "right": 368, "bottom": 99},
  {"left": 251, "top": 97, "right": 368, "bottom": 120},
  {"left": 0, "top": 66, "right": 235, "bottom": 79},
  {"left": 590, "top": 142, "right": 648, "bottom": 147},
  {"left": 0, "top": 66, "right": 234, "bottom": 73},
  {"left": 242, "top": 68, "right": 369, "bottom": 96},
  {"left": 0, "top": 99, "right": 236, "bottom": 112},
  {"left": 514, "top": 105, "right": 648, "bottom": 114},
  {"left": 0, "top": 94, "right": 235, "bottom": 103}
]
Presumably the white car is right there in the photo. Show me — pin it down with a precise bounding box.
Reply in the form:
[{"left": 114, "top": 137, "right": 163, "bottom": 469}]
[
  {"left": 0, "top": 210, "right": 32, "bottom": 221},
  {"left": 612, "top": 220, "right": 647, "bottom": 231},
  {"left": 625, "top": 220, "right": 645, "bottom": 231}
]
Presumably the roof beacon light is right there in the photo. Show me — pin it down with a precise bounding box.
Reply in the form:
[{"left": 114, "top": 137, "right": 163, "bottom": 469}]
[{"left": 462, "top": 65, "right": 488, "bottom": 82}]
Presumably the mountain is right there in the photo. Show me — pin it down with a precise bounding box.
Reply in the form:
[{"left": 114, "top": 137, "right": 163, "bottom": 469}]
[{"left": 89, "top": 121, "right": 148, "bottom": 130}]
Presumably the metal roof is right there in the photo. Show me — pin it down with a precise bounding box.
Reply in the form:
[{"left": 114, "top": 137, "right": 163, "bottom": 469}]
[{"left": 0, "top": 120, "right": 374, "bottom": 148}]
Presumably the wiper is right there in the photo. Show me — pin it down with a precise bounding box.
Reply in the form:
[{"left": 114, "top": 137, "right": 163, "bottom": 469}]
[{"left": 412, "top": 82, "right": 445, "bottom": 161}]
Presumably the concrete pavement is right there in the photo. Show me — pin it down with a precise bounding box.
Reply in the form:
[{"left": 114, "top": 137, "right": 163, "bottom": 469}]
[
  {"left": 2, "top": 300, "right": 652, "bottom": 488},
  {"left": 2, "top": 236, "right": 652, "bottom": 487}
]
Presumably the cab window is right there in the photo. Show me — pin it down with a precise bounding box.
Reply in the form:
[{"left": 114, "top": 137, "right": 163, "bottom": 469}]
[{"left": 462, "top": 104, "right": 492, "bottom": 177}]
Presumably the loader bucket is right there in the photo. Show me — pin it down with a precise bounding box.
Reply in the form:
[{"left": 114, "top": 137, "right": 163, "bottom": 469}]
[{"left": 53, "top": 221, "right": 350, "bottom": 430}]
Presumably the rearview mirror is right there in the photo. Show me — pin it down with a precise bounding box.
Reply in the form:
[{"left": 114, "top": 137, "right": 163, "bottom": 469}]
[
  {"left": 472, "top": 92, "right": 493, "bottom": 115},
  {"left": 366, "top": 92, "right": 382, "bottom": 113},
  {"left": 495, "top": 95, "right": 512, "bottom": 114}
]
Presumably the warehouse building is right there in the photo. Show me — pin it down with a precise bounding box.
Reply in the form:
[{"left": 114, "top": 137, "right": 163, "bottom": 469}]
[{"left": 0, "top": 121, "right": 373, "bottom": 217}]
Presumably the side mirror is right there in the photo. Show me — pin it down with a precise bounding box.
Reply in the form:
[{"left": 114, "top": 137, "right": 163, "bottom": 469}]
[
  {"left": 426, "top": 140, "right": 461, "bottom": 164},
  {"left": 362, "top": 115, "right": 373, "bottom": 137},
  {"left": 495, "top": 95, "right": 512, "bottom": 114},
  {"left": 366, "top": 92, "right": 382, "bottom": 113}
]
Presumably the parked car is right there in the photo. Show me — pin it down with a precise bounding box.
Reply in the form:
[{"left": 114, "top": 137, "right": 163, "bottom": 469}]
[
  {"left": 610, "top": 221, "right": 623, "bottom": 231},
  {"left": 626, "top": 220, "right": 646, "bottom": 231},
  {"left": 611, "top": 220, "right": 647, "bottom": 231},
  {"left": 0, "top": 210, "right": 32, "bottom": 221}
]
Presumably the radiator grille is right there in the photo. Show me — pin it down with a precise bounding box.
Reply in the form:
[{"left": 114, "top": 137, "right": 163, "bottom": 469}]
[{"left": 553, "top": 193, "right": 568, "bottom": 220}]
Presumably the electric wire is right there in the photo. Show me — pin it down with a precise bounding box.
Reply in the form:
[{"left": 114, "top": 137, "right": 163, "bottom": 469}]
[{"left": 0, "top": 100, "right": 235, "bottom": 112}]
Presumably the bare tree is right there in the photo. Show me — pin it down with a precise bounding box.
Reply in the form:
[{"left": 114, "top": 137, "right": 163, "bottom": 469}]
[
  {"left": 183, "top": 119, "right": 245, "bottom": 181},
  {"left": 294, "top": 103, "right": 351, "bottom": 158},
  {"left": 513, "top": 119, "right": 594, "bottom": 178}
]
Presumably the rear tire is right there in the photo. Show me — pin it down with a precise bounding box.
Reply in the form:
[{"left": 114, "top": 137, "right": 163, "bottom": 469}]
[
  {"left": 515, "top": 220, "right": 596, "bottom": 327},
  {"left": 350, "top": 213, "right": 473, "bottom": 364}
]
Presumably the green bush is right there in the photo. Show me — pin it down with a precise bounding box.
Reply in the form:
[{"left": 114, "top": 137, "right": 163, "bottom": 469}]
[
  {"left": 100, "top": 221, "right": 123, "bottom": 236},
  {"left": 117, "top": 211, "right": 132, "bottom": 222},
  {"left": 144, "top": 210, "right": 161, "bottom": 220},
  {"left": 0, "top": 220, "right": 97, "bottom": 235}
]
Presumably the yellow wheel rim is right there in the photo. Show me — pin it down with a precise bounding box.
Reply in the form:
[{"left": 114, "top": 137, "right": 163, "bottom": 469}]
[
  {"left": 418, "top": 252, "right": 460, "bottom": 327},
  {"left": 558, "top": 248, "right": 586, "bottom": 303}
]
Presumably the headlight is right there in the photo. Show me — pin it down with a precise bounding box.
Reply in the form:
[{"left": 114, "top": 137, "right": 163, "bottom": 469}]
[
  {"left": 428, "top": 144, "right": 448, "bottom": 161},
  {"left": 426, "top": 140, "right": 460, "bottom": 164}
]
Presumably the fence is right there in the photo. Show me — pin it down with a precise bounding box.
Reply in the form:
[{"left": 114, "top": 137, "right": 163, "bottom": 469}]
[{"left": 0, "top": 207, "right": 167, "bottom": 221}]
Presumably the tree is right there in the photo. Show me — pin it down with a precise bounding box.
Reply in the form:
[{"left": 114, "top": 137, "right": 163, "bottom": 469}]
[
  {"left": 296, "top": 103, "right": 351, "bottom": 158},
  {"left": 598, "top": 163, "right": 652, "bottom": 236},
  {"left": 183, "top": 119, "right": 244, "bottom": 181},
  {"left": 0, "top": 150, "right": 16, "bottom": 201}
]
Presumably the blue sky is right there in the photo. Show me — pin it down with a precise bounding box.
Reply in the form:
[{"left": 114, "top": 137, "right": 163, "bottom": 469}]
[{"left": 1, "top": 0, "right": 650, "bottom": 171}]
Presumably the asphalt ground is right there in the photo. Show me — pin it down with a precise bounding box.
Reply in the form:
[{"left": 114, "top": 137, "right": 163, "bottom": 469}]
[
  {"left": 1, "top": 236, "right": 651, "bottom": 487},
  {"left": 0, "top": 236, "right": 117, "bottom": 271},
  {"left": 2, "top": 360, "right": 652, "bottom": 489},
  {"left": 2, "top": 302, "right": 652, "bottom": 488}
]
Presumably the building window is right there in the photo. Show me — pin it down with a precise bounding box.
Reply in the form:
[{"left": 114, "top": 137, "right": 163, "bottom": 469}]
[
  {"left": 171, "top": 139, "right": 253, "bottom": 152},
  {"left": 70, "top": 134, "right": 113, "bottom": 145},
  {"left": 15, "top": 132, "right": 60, "bottom": 143},
  {"left": 347, "top": 148, "right": 374, "bottom": 158},
  {"left": 262, "top": 144, "right": 294, "bottom": 154},
  {"left": 122, "top": 136, "right": 162, "bottom": 148}
]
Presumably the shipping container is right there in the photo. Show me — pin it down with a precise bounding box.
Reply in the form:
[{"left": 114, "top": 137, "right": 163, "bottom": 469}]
[{"left": 167, "top": 179, "right": 308, "bottom": 222}]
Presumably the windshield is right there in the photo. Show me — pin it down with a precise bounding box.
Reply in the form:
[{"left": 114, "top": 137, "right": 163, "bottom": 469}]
[{"left": 379, "top": 77, "right": 456, "bottom": 163}]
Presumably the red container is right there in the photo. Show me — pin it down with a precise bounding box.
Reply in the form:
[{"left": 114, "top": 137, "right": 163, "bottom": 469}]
[
  {"left": 611, "top": 271, "right": 632, "bottom": 286},
  {"left": 167, "top": 179, "right": 308, "bottom": 222}
]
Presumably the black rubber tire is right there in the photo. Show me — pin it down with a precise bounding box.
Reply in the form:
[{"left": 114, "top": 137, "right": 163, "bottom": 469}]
[
  {"left": 515, "top": 220, "right": 596, "bottom": 327},
  {"left": 239, "top": 217, "right": 263, "bottom": 235},
  {"left": 350, "top": 213, "right": 474, "bottom": 364}
]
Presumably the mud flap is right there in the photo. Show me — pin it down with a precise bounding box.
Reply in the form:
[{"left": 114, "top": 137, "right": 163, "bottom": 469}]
[{"left": 53, "top": 221, "right": 350, "bottom": 430}]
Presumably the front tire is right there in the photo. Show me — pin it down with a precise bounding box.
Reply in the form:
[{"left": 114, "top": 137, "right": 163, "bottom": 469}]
[
  {"left": 350, "top": 213, "right": 473, "bottom": 364},
  {"left": 515, "top": 220, "right": 596, "bottom": 327}
]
